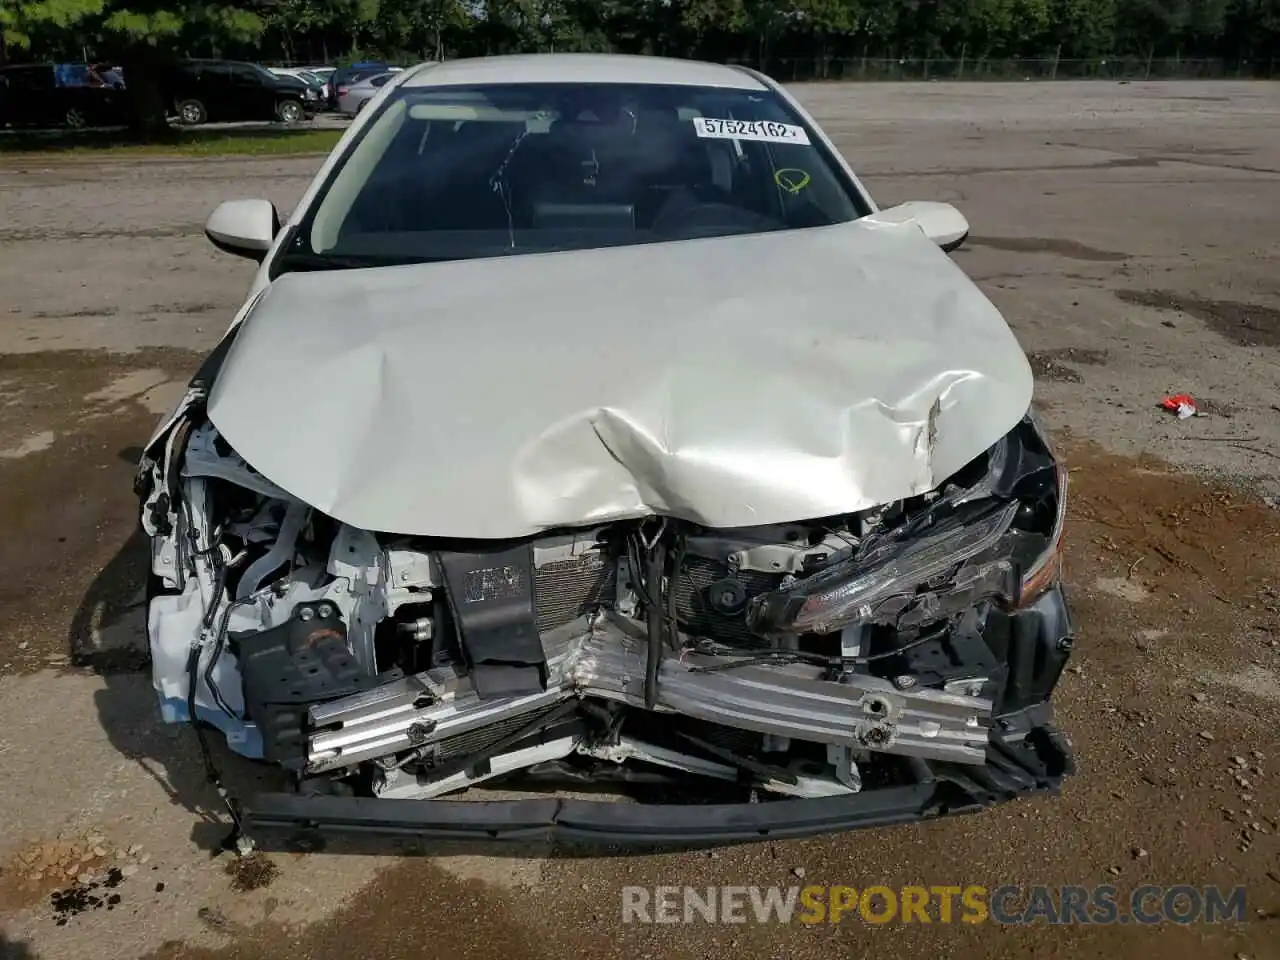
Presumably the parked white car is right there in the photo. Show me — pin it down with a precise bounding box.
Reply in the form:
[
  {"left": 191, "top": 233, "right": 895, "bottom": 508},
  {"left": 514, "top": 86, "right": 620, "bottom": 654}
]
[
  {"left": 139, "top": 53, "right": 1073, "bottom": 850},
  {"left": 268, "top": 67, "right": 330, "bottom": 104}
]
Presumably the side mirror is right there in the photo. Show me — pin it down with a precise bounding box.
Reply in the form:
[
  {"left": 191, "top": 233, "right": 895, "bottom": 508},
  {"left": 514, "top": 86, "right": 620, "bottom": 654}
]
[
  {"left": 867, "top": 201, "right": 970, "bottom": 252},
  {"left": 205, "top": 199, "right": 280, "bottom": 262}
]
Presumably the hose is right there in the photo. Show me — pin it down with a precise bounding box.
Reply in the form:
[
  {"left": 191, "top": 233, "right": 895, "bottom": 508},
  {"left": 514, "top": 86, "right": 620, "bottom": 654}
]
[{"left": 644, "top": 540, "right": 666, "bottom": 709}]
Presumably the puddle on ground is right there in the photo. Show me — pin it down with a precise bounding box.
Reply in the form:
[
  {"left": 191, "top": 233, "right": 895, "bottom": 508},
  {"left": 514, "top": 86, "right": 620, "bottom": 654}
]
[
  {"left": 0, "top": 430, "right": 55, "bottom": 459},
  {"left": 1116, "top": 289, "right": 1280, "bottom": 348},
  {"left": 85, "top": 369, "right": 183, "bottom": 415},
  {"left": 0, "top": 348, "right": 203, "bottom": 670},
  {"left": 971, "top": 236, "right": 1131, "bottom": 262}
]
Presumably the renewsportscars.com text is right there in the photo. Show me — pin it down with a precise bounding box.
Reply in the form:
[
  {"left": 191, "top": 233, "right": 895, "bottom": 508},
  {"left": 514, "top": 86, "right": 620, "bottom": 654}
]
[{"left": 620, "top": 884, "right": 1247, "bottom": 925}]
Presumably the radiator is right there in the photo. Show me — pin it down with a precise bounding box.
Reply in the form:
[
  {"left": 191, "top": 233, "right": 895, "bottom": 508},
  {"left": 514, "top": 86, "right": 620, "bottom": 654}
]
[
  {"left": 533, "top": 552, "right": 615, "bottom": 633},
  {"left": 671, "top": 555, "right": 780, "bottom": 647}
]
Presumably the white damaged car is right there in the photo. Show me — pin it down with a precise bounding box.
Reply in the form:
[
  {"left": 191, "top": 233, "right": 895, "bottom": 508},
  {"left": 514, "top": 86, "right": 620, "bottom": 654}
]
[{"left": 136, "top": 53, "right": 1074, "bottom": 846}]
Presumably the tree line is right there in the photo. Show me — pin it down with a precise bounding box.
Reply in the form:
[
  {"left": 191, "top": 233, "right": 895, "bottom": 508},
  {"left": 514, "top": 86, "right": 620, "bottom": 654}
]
[{"left": 3, "top": 0, "right": 1278, "bottom": 71}]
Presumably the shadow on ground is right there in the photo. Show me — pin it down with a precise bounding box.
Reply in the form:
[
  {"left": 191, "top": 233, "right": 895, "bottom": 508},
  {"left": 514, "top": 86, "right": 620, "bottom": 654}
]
[
  {"left": 71, "top": 524, "right": 279, "bottom": 851},
  {"left": 72, "top": 524, "right": 568, "bottom": 861},
  {"left": 0, "top": 931, "right": 40, "bottom": 959}
]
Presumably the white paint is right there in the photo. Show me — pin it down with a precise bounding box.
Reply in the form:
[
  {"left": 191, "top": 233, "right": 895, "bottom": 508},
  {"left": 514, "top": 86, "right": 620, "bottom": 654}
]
[
  {"left": 208, "top": 219, "right": 1033, "bottom": 538},
  {"left": 399, "top": 53, "right": 768, "bottom": 91}
]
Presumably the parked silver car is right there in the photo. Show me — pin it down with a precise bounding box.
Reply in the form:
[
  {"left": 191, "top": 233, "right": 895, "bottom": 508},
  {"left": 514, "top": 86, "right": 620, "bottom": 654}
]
[{"left": 336, "top": 71, "right": 395, "bottom": 116}]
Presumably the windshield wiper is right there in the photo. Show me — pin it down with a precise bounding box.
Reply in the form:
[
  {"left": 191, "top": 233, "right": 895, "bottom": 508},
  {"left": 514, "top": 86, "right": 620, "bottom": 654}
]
[{"left": 272, "top": 250, "right": 402, "bottom": 274}]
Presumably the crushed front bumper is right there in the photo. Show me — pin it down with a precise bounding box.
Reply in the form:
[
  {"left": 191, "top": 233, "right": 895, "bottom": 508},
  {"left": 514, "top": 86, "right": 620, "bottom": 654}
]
[
  {"left": 242, "top": 581, "right": 1075, "bottom": 849},
  {"left": 244, "top": 704, "right": 1072, "bottom": 847}
]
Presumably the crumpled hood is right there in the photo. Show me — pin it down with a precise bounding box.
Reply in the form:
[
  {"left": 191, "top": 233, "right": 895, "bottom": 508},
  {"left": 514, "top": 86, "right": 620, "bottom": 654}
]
[{"left": 208, "top": 221, "right": 1033, "bottom": 538}]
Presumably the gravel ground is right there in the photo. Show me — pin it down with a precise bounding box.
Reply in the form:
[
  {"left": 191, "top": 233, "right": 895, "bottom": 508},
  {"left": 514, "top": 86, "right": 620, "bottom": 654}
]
[{"left": 0, "top": 80, "right": 1277, "bottom": 960}]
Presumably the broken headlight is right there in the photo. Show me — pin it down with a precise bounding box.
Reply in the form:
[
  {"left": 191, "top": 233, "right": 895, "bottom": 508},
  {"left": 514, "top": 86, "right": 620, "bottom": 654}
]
[{"left": 747, "top": 411, "right": 1066, "bottom": 636}]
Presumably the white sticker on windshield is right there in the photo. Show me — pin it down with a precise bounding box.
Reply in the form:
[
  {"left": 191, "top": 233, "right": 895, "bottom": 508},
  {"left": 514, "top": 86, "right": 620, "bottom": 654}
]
[{"left": 692, "top": 117, "right": 811, "bottom": 145}]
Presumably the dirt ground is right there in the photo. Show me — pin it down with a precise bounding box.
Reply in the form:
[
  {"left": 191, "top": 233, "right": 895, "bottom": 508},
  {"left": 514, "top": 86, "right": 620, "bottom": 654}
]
[{"left": 0, "top": 80, "right": 1278, "bottom": 960}]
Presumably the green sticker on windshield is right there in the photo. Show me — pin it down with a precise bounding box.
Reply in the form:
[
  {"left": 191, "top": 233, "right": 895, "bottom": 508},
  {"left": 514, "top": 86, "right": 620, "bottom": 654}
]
[{"left": 774, "top": 168, "right": 811, "bottom": 194}]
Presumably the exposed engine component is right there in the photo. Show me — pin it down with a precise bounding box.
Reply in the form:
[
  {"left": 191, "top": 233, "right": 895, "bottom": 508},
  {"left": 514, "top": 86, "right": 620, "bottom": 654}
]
[{"left": 140, "top": 414, "right": 1073, "bottom": 839}]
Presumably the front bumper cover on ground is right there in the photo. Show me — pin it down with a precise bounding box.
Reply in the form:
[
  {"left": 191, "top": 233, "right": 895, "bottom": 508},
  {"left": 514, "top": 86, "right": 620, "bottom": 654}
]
[{"left": 243, "top": 705, "right": 1073, "bottom": 848}]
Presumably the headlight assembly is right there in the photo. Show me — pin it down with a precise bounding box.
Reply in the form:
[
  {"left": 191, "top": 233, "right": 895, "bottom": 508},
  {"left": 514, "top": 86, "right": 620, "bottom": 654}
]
[{"left": 746, "top": 411, "right": 1067, "bottom": 636}]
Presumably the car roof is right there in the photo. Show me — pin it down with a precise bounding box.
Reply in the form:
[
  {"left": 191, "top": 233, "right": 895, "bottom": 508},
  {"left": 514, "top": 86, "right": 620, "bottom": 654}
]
[{"left": 400, "top": 54, "right": 766, "bottom": 91}]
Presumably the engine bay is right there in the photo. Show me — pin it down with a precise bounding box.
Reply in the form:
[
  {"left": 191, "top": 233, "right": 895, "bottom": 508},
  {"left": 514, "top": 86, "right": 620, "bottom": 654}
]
[{"left": 139, "top": 410, "right": 1072, "bottom": 814}]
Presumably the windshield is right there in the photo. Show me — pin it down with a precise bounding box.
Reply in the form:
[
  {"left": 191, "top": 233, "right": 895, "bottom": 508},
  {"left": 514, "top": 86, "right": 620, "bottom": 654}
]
[{"left": 285, "top": 81, "right": 867, "bottom": 271}]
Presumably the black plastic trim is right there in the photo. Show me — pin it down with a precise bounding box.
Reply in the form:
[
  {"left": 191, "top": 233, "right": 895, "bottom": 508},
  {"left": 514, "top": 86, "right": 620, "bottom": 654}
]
[{"left": 244, "top": 718, "right": 1073, "bottom": 848}]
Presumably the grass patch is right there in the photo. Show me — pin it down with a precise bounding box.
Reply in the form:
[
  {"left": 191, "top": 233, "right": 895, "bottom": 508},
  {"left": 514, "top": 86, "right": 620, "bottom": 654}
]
[{"left": 0, "top": 124, "right": 344, "bottom": 158}]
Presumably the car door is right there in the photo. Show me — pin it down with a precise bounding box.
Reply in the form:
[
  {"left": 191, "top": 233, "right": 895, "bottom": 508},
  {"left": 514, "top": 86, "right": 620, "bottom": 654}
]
[
  {"left": 227, "top": 63, "right": 272, "bottom": 120},
  {"left": 9, "top": 67, "right": 59, "bottom": 127},
  {"left": 200, "top": 62, "right": 239, "bottom": 121},
  {"left": 177, "top": 61, "right": 223, "bottom": 118},
  {"left": 363, "top": 73, "right": 394, "bottom": 110}
]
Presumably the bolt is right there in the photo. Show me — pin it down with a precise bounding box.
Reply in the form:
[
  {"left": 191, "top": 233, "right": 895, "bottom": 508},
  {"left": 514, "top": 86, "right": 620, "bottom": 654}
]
[
  {"left": 861, "top": 725, "right": 891, "bottom": 746},
  {"left": 297, "top": 606, "right": 315, "bottom": 621},
  {"left": 892, "top": 675, "right": 916, "bottom": 690}
]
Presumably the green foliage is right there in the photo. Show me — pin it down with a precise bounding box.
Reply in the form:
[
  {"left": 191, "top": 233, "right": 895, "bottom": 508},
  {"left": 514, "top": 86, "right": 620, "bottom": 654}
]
[
  {"left": 3, "top": 1, "right": 265, "bottom": 50},
  {"left": 4, "top": 0, "right": 1278, "bottom": 66},
  {"left": 2, "top": 0, "right": 106, "bottom": 48}
]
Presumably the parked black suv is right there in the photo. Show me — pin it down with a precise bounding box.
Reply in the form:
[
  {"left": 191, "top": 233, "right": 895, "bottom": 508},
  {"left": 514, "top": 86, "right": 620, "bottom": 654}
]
[
  {"left": 161, "top": 59, "right": 319, "bottom": 125},
  {"left": 0, "top": 63, "right": 128, "bottom": 130}
]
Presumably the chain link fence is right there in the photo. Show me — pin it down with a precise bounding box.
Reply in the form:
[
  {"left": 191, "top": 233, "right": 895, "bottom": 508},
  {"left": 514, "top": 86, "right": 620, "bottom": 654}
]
[
  {"left": 260, "top": 52, "right": 1277, "bottom": 82},
  {"left": 750, "top": 56, "right": 1277, "bottom": 82}
]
